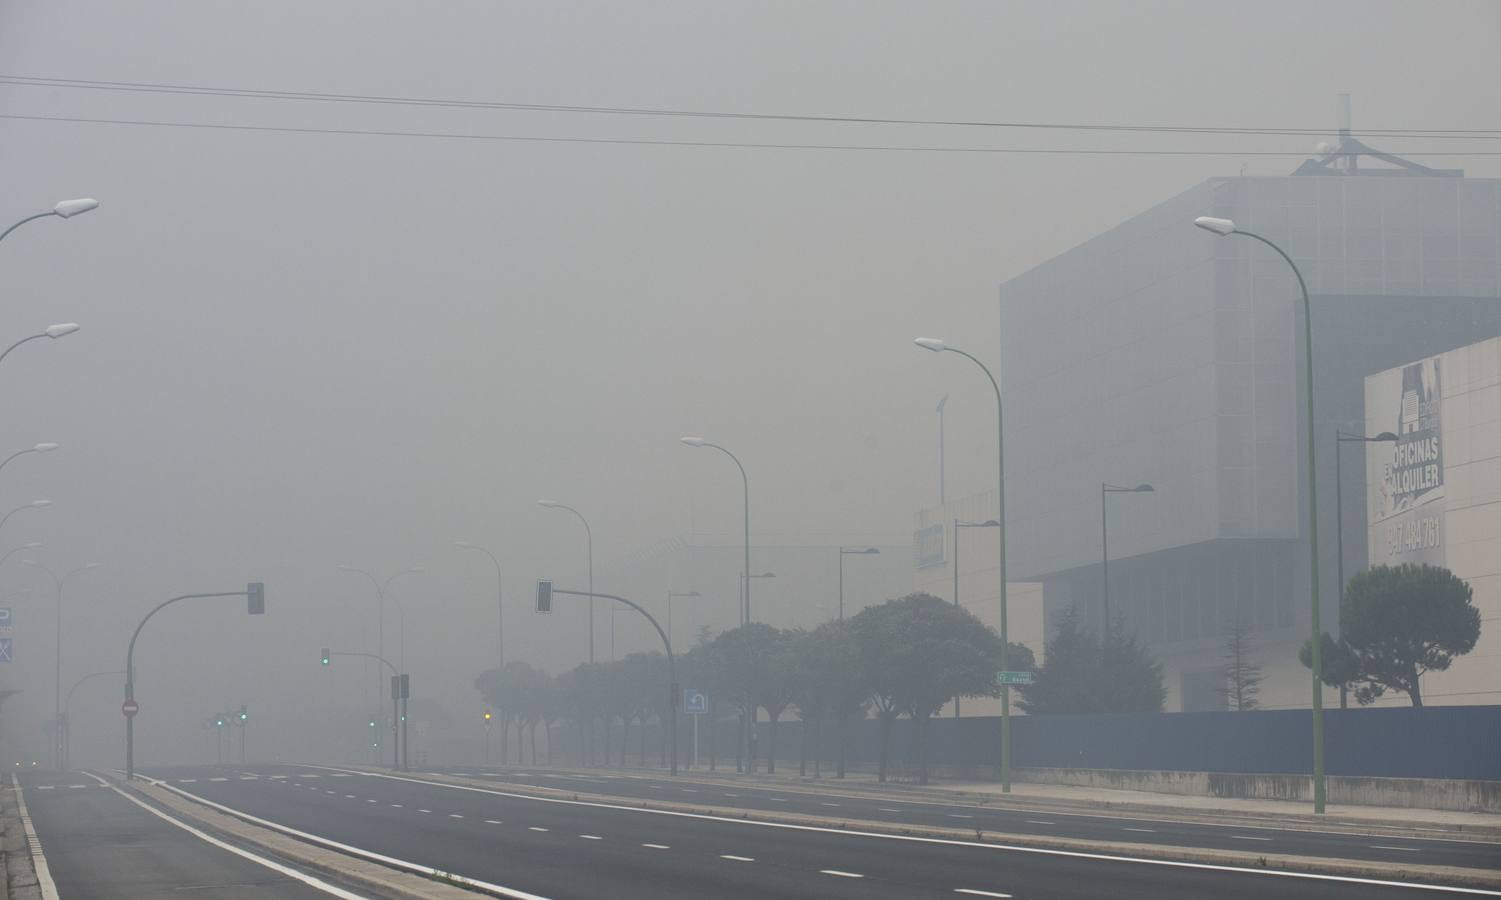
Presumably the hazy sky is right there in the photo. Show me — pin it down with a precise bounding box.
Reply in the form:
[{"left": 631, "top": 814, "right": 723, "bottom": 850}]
[{"left": 1, "top": 0, "right": 1497, "bottom": 764}]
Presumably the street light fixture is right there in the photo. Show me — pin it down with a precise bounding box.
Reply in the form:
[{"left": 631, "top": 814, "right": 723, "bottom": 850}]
[
  {"left": 680, "top": 437, "right": 752, "bottom": 625},
  {"left": 1333, "top": 430, "right": 1398, "bottom": 709},
  {"left": 337, "top": 564, "right": 423, "bottom": 769},
  {"left": 0, "top": 542, "right": 42, "bottom": 569},
  {"left": 1195, "top": 213, "right": 1328, "bottom": 813},
  {"left": 0, "top": 325, "right": 81, "bottom": 369},
  {"left": 25, "top": 560, "right": 101, "bottom": 770},
  {"left": 0, "top": 199, "right": 99, "bottom": 247},
  {"left": 1101, "top": 483, "right": 1154, "bottom": 636},
  {"left": 537, "top": 500, "right": 596, "bottom": 662},
  {"left": 455, "top": 541, "right": 505, "bottom": 671},
  {"left": 0, "top": 500, "right": 51, "bottom": 535},
  {"left": 837, "top": 547, "right": 880, "bottom": 620},
  {"left": 913, "top": 335, "right": 1015, "bottom": 792},
  {"left": 0, "top": 443, "right": 59, "bottom": 478}
]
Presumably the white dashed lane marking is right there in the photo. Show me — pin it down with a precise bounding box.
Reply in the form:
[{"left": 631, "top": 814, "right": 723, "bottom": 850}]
[
  {"left": 529, "top": 827, "right": 549, "bottom": 833},
  {"left": 418, "top": 809, "right": 432, "bottom": 814},
  {"left": 449, "top": 814, "right": 465, "bottom": 819},
  {"left": 879, "top": 808, "right": 902, "bottom": 813},
  {"left": 642, "top": 843, "right": 670, "bottom": 850},
  {"left": 955, "top": 890, "right": 1012, "bottom": 898},
  {"left": 390, "top": 804, "right": 403, "bottom": 808},
  {"left": 484, "top": 820, "right": 502, "bottom": 825},
  {"left": 1025, "top": 820, "right": 1054, "bottom": 826},
  {"left": 720, "top": 854, "right": 755, "bottom": 862},
  {"left": 1370, "top": 845, "right": 1421, "bottom": 852},
  {"left": 947, "top": 814, "right": 973, "bottom": 819},
  {"left": 1230, "top": 835, "right": 1271, "bottom": 841},
  {"left": 821, "top": 870, "right": 863, "bottom": 878},
  {"left": 579, "top": 834, "right": 602, "bottom": 840},
  {"left": 1122, "top": 827, "right": 1156, "bottom": 833}
]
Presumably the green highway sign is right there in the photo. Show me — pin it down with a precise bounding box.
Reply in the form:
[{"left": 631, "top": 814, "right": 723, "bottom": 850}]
[{"left": 996, "top": 670, "right": 1033, "bottom": 686}]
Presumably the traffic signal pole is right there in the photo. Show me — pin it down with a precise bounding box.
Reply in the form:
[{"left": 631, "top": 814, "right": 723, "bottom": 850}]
[{"left": 325, "top": 650, "right": 400, "bottom": 770}]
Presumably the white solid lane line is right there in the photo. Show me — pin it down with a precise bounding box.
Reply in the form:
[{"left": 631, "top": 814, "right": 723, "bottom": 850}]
[
  {"left": 12, "top": 776, "right": 61, "bottom": 900},
  {"left": 955, "top": 890, "right": 1012, "bottom": 898},
  {"left": 75, "top": 773, "right": 365, "bottom": 899},
  {"left": 820, "top": 870, "right": 863, "bottom": 878},
  {"left": 720, "top": 855, "right": 755, "bottom": 862}
]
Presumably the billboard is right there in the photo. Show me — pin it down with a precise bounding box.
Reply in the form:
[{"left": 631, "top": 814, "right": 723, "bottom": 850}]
[{"left": 1368, "top": 355, "right": 1444, "bottom": 566}]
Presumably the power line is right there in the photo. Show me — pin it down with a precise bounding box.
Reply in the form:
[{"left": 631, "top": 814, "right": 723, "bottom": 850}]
[
  {"left": 2, "top": 74, "right": 1497, "bottom": 140},
  {"left": 7, "top": 112, "right": 1501, "bottom": 156}
]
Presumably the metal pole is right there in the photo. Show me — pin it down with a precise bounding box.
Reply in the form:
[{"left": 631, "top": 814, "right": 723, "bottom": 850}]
[
  {"left": 953, "top": 519, "right": 961, "bottom": 718},
  {"left": 1101, "top": 482, "right": 1110, "bottom": 636},
  {"left": 838, "top": 550, "right": 844, "bottom": 620},
  {"left": 938, "top": 395, "right": 948, "bottom": 505},
  {"left": 1234, "top": 229, "right": 1324, "bottom": 813},
  {"left": 1335, "top": 432, "right": 1347, "bottom": 711}
]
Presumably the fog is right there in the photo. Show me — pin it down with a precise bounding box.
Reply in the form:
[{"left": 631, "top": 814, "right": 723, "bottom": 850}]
[{"left": 0, "top": 0, "right": 1496, "bottom": 768}]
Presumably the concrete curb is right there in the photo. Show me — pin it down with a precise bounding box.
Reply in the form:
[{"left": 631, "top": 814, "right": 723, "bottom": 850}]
[
  {"left": 380, "top": 767, "right": 1501, "bottom": 891},
  {"left": 483, "top": 764, "right": 1501, "bottom": 841},
  {"left": 120, "top": 777, "right": 485, "bottom": 899},
  {"left": 0, "top": 782, "right": 41, "bottom": 900}
]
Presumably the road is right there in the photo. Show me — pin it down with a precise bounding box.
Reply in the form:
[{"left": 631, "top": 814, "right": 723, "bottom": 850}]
[
  {"left": 14, "top": 770, "right": 352, "bottom": 899},
  {"left": 427, "top": 765, "right": 1501, "bottom": 871},
  {"left": 142, "top": 763, "right": 1500, "bottom": 899}
]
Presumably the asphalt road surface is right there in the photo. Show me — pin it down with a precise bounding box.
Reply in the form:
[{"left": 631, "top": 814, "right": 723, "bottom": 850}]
[
  {"left": 141, "top": 763, "right": 1500, "bottom": 900},
  {"left": 427, "top": 764, "right": 1501, "bottom": 871},
  {"left": 15, "top": 770, "right": 348, "bottom": 899}
]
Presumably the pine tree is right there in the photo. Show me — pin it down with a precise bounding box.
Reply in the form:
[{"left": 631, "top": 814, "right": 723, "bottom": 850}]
[{"left": 1219, "top": 619, "right": 1262, "bottom": 711}]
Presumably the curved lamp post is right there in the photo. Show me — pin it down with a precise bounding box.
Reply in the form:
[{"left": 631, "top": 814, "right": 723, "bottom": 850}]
[
  {"left": 0, "top": 443, "right": 59, "bottom": 478},
  {"left": 455, "top": 542, "right": 505, "bottom": 670},
  {"left": 913, "top": 336, "right": 1013, "bottom": 792},
  {"left": 0, "top": 542, "right": 42, "bottom": 569},
  {"left": 1101, "top": 483, "right": 1154, "bottom": 636},
  {"left": 24, "top": 560, "right": 101, "bottom": 770},
  {"left": 0, "top": 199, "right": 98, "bottom": 247},
  {"left": 680, "top": 437, "right": 751, "bottom": 625},
  {"left": 1195, "top": 214, "right": 1326, "bottom": 812},
  {"left": 0, "top": 325, "right": 81, "bottom": 369},
  {"left": 337, "top": 565, "right": 423, "bottom": 769},
  {"left": 537, "top": 501, "right": 595, "bottom": 662},
  {"left": 0, "top": 500, "right": 51, "bottom": 535}
]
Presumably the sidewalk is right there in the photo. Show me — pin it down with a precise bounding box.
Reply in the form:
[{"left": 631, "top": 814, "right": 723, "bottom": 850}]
[{"left": 558, "top": 763, "right": 1501, "bottom": 837}]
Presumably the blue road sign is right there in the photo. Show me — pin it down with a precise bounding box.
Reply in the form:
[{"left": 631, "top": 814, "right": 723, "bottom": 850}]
[
  {"left": 0, "top": 607, "right": 11, "bottom": 630},
  {"left": 0, "top": 638, "right": 12, "bottom": 663},
  {"left": 682, "top": 688, "right": 708, "bottom": 715}
]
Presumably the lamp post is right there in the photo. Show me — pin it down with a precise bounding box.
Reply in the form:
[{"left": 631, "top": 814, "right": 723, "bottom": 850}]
[
  {"left": 455, "top": 542, "right": 505, "bottom": 671},
  {"left": 681, "top": 438, "right": 752, "bottom": 624},
  {"left": 337, "top": 565, "right": 423, "bottom": 769},
  {"left": 0, "top": 500, "right": 51, "bottom": 535},
  {"left": 1195, "top": 214, "right": 1327, "bottom": 813},
  {"left": 1334, "top": 430, "right": 1397, "bottom": 709},
  {"left": 537, "top": 501, "right": 595, "bottom": 662},
  {"left": 666, "top": 591, "right": 700, "bottom": 651},
  {"left": 0, "top": 199, "right": 98, "bottom": 247},
  {"left": 937, "top": 394, "right": 949, "bottom": 505},
  {"left": 0, "top": 325, "right": 82, "bottom": 369},
  {"left": 838, "top": 547, "right": 880, "bottom": 620},
  {"left": 0, "top": 442, "right": 59, "bottom": 478},
  {"left": 62, "top": 670, "right": 123, "bottom": 771},
  {"left": 0, "top": 542, "right": 42, "bottom": 569},
  {"left": 914, "top": 336, "right": 1014, "bottom": 791},
  {"left": 25, "top": 560, "right": 100, "bottom": 770},
  {"left": 1101, "top": 483, "right": 1154, "bottom": 637},
  {"left": 951, "top": 520, "right": 999, "bottom": 718}
]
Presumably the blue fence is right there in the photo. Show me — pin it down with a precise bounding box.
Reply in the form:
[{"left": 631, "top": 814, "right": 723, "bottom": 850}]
[{"left": 729, "top": 705, "right": 1501, "bottom": 781}]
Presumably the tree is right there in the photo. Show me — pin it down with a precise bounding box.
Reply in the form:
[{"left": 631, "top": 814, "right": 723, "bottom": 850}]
[
  {"left": 1018, "top": 606, "right": 1165, "bottom": 715},
  {"left": 851, "top": 593, "right": 1007, "bottom": 784},
  {"left": 1219, "top": 620, "right": 1262, "bottom": 711},
  {"left": 1301, "top": 564, "right": 1479, "bottom": 707},
  {"left": 708, "top": 623, "right": 784, "bottom": 773}
]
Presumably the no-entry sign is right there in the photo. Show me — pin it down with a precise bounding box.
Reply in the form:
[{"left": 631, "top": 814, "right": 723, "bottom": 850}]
[{"left": 122, "top": 699, "right": 139, "bottom": 717}]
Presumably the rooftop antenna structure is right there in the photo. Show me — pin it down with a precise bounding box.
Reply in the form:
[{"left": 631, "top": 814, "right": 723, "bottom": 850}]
[{"left": 1294, "top": 93, "right": 1461, "bottom": 178}]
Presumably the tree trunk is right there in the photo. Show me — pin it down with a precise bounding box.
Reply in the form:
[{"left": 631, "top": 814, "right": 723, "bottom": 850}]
[
  {"left": 766, "top": 713, "right": 779, "bottom": 774},
  {"left": 500, "top": 712, "right": 509, "bottom": 765},
  {"left": 917, "top": 712, "right": 931, "bottom": 786},
  {"left": 836, "top": 713, "right": 847, "bottom": 779},
  {"left": 1409, "top": 667, "right": 1424, "bottom": 707},
  {"left": 530, "top": 722, "right": 538, "bottom": 764},
  {"left": 660, "top": 713, "right": 668, "bottom": 770},
  {"left": 577, "top": 721, "right": 586, "bottom": 766},
  {"left": 735, "top": 708, "right": 745, "bottom": 773},
  {"left": 546, "top": 721, "right": 554, "bottom": 766},
  {"left": 877, "top": 713, "right": 894, "bottom": 783},
  {"left": 813, "top": 717, "right": 822, "bottom": 778},
  {"left": 640, "top": 714, "right": 648, "bottom": 767},
  {"left": 799, "top": 716, "right": 808, "bottom": 777},
  {"left": 709, "top": 706, "right": 718, "bottom": 772}
]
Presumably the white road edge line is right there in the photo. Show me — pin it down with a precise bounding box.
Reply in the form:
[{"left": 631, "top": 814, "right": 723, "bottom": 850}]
[
  {"left": 299, "top": 765, "right": 1501, "bottom": 897},
  {"left": 76, "top": 772, "right": 365, "bottom": 900},
  {"left": 135, "top": 773, "right": 550, "bottom": 900},
  {"left": 11, "top": 775, "right": 60, "bottom": 900}
]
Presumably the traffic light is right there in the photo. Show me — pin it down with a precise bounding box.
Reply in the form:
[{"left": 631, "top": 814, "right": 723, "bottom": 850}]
[
  {"left": 247, "top": 582, "right": 265, "bottom": 615},
  {"left": 238, "top": 705, "right": 248, "bottom": 722},
  {"left": 320, "top": 648, "right": 330, "bottom": 666},
  {"left": 369, "top": 719, "right": 377, "bottom": 728},
  {"left": 483, "top": 710, "right": 493, "bottom": 724},
  {"left": 536, "top": 579, "right": 552, "bottom": 613},
  {"left": 215, "top": 716, "right": 225, "bottom": 728}
]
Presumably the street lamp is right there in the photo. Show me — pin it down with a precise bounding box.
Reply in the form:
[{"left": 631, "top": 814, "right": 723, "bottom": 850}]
[
  {"left": 1334, "top": 430, "right": 1397, "bottom": 709},
  {"left": 0, "top": 199, "right": 99, "bottom": 247},
  {"left": 0, "top": 442, "right": 59, "bottom": 477},
  {"left": 0, "top": 500, "right": 51, "bottom": 535},
  {"left": 1195, "top": 214, "right": 1327, "bottom": 813},
  {"left": 0, "top": 325, "right": 81, "bottom": 369},
  {"left": 337, "top": 564, "right": 423, "bottom": 769},
  {"left": 950, "top": 520, "right": 998, "bottom": 718},
  {"left": 537, "top": 500, "right": 595, "bottom": 662},
  {"left": 681, "top": 437, "right": 752, "bottom": 624},
  {"left": 1101, "top": 483, "right": 1154, "bottom": 637},
  {"left": 666, "top": 590, "right": 701, "bottom": 651},
  {"left": 913, "top": 335, "right": 1014, "bottom": 792},
  {"left": 837, "top": 547, "right": 880, "bottom": 620},
  {"left": 0, "top": 542, "right": 42, "bottom": 569},
  {"left": 455, "top": 541, "right": 505, "bottom": 670},
  {"left": 25, "top": 560, "right": 101, "bottom": 770}
]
